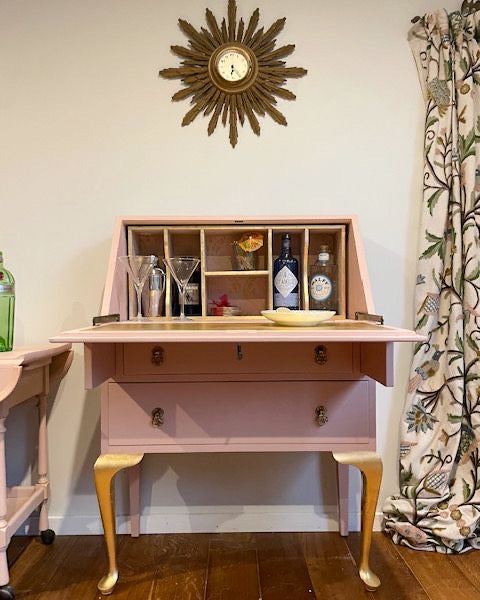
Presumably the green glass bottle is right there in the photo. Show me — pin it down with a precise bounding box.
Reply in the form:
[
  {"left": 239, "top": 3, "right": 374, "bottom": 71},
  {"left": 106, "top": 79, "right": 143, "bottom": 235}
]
[{"left": 0, "top": 252, "right": 15, "bottom": 352}]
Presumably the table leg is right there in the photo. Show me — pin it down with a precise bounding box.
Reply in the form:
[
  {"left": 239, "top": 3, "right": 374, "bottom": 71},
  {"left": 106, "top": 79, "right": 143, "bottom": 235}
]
[
  {"left": 38, "top": 393, "right": 55, "bottom": 545},
  {"left": 94, "top": 453, "right": 144, "bottom": 595},
  {"left": 0, "top": 418, "right": 9, "bottom": 588},
  {"left": 332, "top": 451, "right": 382, "bottom": 591},
  {"left": 336, "top": 462, "right": 349, "bottom": 537},
  {"left": 128, "top": 463, "right": 141, "bottom": 538}
]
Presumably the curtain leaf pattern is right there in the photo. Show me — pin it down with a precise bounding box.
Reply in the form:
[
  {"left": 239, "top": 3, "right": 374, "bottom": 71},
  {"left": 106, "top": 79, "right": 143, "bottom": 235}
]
[{"left": 384, "top": 10, "right": 480, "bottom": 553}]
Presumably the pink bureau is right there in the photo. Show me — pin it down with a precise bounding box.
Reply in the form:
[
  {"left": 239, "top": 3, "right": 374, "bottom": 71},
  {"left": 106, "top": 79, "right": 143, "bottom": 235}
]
[{"left": 50, "top": 216, "right": 423, "bottom": 595}]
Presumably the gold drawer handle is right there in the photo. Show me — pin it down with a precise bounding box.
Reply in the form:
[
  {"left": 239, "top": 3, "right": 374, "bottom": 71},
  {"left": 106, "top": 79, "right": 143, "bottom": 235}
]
[
  {"left": 151, "top": 346, "right": 164, "bottom": 366},
  {"left": 315, "top": 406, "right": 328, "bottom": 426},
  {"left": 315, "top": 345, "right": 328, "bottom": 365},
  {"left": 151, "top": 407, "right": 164, "bottom": 428}
]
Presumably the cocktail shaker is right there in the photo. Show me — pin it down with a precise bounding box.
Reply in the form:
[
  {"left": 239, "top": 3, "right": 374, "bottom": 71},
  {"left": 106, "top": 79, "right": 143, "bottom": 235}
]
[{"left": 147, "top": 267, "right": 165, "bottom": 317}]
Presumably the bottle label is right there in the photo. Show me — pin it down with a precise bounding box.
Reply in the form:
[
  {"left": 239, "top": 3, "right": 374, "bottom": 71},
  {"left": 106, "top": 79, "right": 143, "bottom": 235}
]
[
  {"left": 185, "top": 283, "right": 200, "bottom": 305},
  {"left": 318, "top": 253, "right": 329, "bottom": 262},
  {"left": 274, "top": 291, "right": 299, "bottom": 308},
  {"left": 274, "top": 266, "right": 298, "bottom": 298},
  {"left": 310, "top": 274, "right": 332, "bottom": 301}
]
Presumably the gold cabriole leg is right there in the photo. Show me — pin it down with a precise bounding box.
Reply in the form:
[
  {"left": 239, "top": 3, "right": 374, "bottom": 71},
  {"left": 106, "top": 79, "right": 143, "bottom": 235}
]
[
  {"left": 94, "top": 453, "right": 144, "bottom": 595},
  {"left": 332, "top": 451, "right": 383, "bottom": 592}
]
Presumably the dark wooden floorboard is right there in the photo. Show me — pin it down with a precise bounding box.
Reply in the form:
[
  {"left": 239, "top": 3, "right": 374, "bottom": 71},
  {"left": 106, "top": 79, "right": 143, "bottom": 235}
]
[
  {"left": 397, "top": 543, "right": 480, "bottom": 600},
  {"left": 304, "top": 532, "right": 369, "bottom": 600},
  {"left": 14, "top": 536, "right": 105, "bottom": 600},
  {"left": 151, "top": 533, "right": 210, "bottom": 600},
  {"left": 204, "top": 533, "right": 260, "bottom": 600},
  {"left": 10, "top": 536, "right": 77, "bottom": 599},
  {"left": 111, "top": 534, "right": 161, "bottom": 600},
  {"left": 346, "top": 533, "right": 430, "bottom": 600},
  {"left": 8, "top": 532, "right": 480, "bottom": 599},
  {"left": 42, "top": 535, "right": 108, "bottom": 600},
  {"left": 449, "top": 548, "right": 480, "bottom": 591},
  {"left": 7, "top": 536, "right": 32, "bottom": 568},
  {"left": 256, "top": 532, "right": 314, "bottom": 600}
]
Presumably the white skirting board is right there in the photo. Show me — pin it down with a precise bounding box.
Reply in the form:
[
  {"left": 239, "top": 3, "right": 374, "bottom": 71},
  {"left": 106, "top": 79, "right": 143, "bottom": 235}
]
[{"left": 15, "top": 506, "right": 385, "bottom": 536}]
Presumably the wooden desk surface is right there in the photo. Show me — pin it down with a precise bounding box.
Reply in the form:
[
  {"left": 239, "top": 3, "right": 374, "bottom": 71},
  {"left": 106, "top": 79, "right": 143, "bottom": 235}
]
[{"left": 50, "top": 319, "right": 423, "bottom": 344}]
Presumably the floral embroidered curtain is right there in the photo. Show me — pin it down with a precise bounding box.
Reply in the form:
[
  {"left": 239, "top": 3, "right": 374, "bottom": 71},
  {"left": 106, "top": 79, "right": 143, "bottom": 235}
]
[{"left": 384, "top": 9, "right": 480, "bottom": 553}]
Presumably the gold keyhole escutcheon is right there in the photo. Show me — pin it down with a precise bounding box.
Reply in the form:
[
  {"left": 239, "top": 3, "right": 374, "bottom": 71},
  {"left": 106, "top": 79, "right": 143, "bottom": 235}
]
[
  {"left": 151, "top": 346, "right": 164, "bottom": 366},
  {"left": 151, "top": 408, "right": 164, "bottom": 428},
  {"left": 315, "top": 345, "right": 328, "bottom": 365},
  {"left": 315, "top": 406, "right": 328, "bottom": 426}
]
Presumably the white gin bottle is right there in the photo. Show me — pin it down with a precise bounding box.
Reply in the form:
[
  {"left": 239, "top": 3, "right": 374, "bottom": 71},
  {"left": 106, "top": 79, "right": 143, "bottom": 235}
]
[
  {"left": 309, "top": 245, "right": 337, "bottom": 311},
  {"left": 273, "top": 234, "right": 299, "bottom": 310}
]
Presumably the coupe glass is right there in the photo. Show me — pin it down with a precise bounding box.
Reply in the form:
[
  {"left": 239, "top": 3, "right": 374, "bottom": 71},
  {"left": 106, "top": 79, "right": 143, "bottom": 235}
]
[
  {"left": 164, "top": 257, "right": 200, "bottom": 320},
  {"left": 118, "top": 255, "right": 162, "bottom": 320}
]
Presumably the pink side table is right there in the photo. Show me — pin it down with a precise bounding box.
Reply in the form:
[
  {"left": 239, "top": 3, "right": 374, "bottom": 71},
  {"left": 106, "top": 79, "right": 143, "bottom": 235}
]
[{"left": 0, "top": 344, "right": 72, "bottom": 600}]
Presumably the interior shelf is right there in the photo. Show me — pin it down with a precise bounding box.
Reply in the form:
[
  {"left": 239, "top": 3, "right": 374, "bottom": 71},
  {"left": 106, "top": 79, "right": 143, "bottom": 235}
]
[
  {"left": 204, "top": 270, "right": 270, "bottom": 277},
  {"left": 126, "top": 224, "right": 347, "bottom": 318}
]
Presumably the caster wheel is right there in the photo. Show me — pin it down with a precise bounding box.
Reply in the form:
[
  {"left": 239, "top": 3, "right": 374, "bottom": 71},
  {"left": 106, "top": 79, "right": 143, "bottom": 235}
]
[
  {"left": 0, "top": 584, "right": 15, "bottom": 599},
  {"left": 40, "top": 529, "right": 55, "bottom": 545}
]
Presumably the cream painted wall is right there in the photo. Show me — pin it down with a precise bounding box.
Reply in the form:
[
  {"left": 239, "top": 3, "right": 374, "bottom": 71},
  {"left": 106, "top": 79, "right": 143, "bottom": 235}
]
[{"left": 0, "top": 0, "right": 460, "bottom": 534}]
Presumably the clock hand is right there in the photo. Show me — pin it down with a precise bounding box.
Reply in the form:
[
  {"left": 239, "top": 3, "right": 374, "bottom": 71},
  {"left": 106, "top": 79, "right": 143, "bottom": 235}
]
[{"left": 233, "top": 68, "right": 242, "bottom": 78}]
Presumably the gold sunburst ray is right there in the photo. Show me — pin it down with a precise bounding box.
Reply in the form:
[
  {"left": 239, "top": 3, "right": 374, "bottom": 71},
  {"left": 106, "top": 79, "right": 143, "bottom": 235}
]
[
  {"left": 253, "top": 82, "right": 277, "bottom": 106},
  {"left": 178, "top": 19, "right": 211, "bottom": 54},
  {"left": 236, "top": 18, "right": 244, "bottom": 42},
  {"left": 251, "top": 17, "right": 285, "bottom": 50},
  {"left": 221, "top": 100, "right": 229, "bottom": 126},
  {"left": 236, "top": 93, "right": 245, "bottom": 125},
  {"left": 228, "top": 0, "right": 236, "bottom": 42},
  {"left": 171, "top": 79, "right": 207, "bottom": 102},
  {"left": 207, "top": 93, "right": 225, "bottom": 135},
  {"left": 201, "top": 27, "right": 218, "bottom": 49},
  {"left": 221, "top": 18, "right": 228, "bottom": 43},
  {"left": 248, "top": 27, "right": 264, "bottom": 49},
  {"left": 261, "top": 80, "right": 296, "bottom": 101},
  {"left": 243, "top": 8, "right": 259, "bottom": 45},
  {"left": 159, "top": 0, "right": 307, "bottom": 147},
  {"left": 258, "top": 44, "right": 296, "bottom": 62},
  {"left": 204, "top": 89, "right": 221, "bottom": 116},
  {"left": 205, "top": 9, "right": 223, "bottom": 44},
  {"left": 256, "top": 41, "right": 276, "bottom": 57}
]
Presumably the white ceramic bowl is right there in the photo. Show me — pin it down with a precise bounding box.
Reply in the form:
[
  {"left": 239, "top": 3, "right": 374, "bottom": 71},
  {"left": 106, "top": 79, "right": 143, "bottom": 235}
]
[{"left": 261, "top": 309, "right": 336, "bottom": 327}]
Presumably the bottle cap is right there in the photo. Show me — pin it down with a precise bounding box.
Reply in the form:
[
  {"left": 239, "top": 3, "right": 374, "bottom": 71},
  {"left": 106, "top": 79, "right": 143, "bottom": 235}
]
[{"left": 318, "top": 245, "right": 330, "bottom": 261}]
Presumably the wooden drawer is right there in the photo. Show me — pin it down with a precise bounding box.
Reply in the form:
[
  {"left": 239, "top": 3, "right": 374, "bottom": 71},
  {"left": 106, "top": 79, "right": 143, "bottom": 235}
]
[
  {"left": 107, "top": 380, "right": 371, "bottom": 448},
  {"left": 121, "top": 342, "right": 354, "bottom": 376}
]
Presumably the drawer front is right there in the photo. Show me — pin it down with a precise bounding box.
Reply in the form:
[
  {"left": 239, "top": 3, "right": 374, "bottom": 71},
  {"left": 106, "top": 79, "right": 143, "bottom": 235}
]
[
  {"left": 107, "top": 380, "right": 370, "bottom": 447},
  {"left": 122, "top": 342, "right": 354, "bottom": 376}
]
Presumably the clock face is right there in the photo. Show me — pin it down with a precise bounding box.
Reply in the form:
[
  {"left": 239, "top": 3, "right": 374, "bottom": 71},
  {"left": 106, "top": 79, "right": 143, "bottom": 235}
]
[{"left": 216, "top": 48, "right": 251, "bottom": 82}]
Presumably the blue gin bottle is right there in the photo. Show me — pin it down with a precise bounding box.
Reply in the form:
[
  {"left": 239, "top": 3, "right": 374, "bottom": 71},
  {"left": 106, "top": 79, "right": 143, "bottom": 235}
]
[{"left": 273, "top": 234, "right": 299, "bottom": 309}]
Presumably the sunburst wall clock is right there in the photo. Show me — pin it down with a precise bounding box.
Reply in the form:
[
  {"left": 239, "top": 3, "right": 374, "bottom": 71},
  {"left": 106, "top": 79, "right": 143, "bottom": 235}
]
[{"left": 159, "top": 0, "right": 307, "bottom": 147}]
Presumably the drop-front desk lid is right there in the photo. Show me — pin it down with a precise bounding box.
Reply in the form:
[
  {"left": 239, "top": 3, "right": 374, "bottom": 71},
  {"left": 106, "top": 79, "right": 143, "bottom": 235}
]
[{"left": 50, "top": 318, "right": 424, "bottom": 344}]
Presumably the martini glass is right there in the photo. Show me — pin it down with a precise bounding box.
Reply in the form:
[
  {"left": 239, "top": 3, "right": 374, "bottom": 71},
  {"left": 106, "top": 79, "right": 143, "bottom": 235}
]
[
  {"left": 118, "top": 255, "right": 160, "bottom": 320},
  {"left": 164, "top": 257, "right": 200, "bottom": 320}
]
